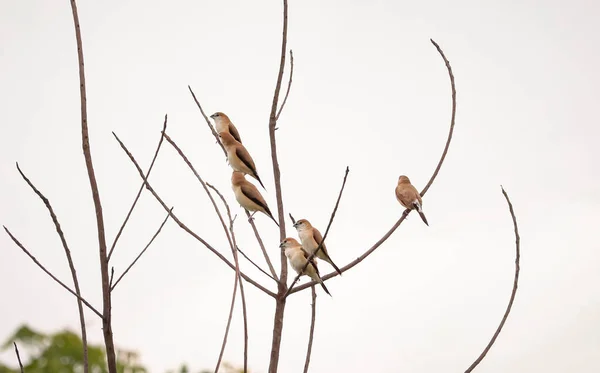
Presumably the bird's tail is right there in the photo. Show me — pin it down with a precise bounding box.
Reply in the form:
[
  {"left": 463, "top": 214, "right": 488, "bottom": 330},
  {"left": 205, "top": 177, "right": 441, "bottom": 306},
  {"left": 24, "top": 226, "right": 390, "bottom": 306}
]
[
  {"left": 313, "top": 277, "right": 331, "bottom": 296},
  {"left": 255, "top": 174, "right": 266, "bottom": 190},
  {"left": 264, "top": 209, "right": 280, "bottom": 227},
  {"left": 413, "top": 202, "right": 429, "bottom": 226},
  {"left": 322, "top": 252, "right": 343, "bottom": 276}
]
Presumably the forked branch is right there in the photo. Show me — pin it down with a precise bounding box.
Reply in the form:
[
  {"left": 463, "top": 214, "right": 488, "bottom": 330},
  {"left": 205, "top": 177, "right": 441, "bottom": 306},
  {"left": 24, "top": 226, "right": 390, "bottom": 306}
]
[
  {"left": 276, "top": 50, "right": 294, "bottom": 121},
  {"left": 464, "top": 187, "right": 521, "bottom": 372},
  {"left": 289, "top": 38, "right": 457, "bottom": 295},
  {"left": 188, "top": 85, "right": 227, "bottom": 157}
]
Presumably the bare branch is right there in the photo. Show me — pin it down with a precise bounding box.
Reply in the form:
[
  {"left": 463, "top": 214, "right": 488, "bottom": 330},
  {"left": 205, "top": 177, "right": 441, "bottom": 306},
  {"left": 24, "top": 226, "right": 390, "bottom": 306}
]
[
  {"left": 237, "top": 246, "right": 277, "bottom": 282},
  {"left": 68, "top": 1, "right": 116, "bottom": 371},
  {"left": 3, "top": 226, "right": 103, "bottom": 318},
  {"left": 276, "top": 50, "right": 294, "bottom": 121},
  {"left": 289, "top": 213, "right": 296, "bottom": 225},
  {"left": 289, "top": 39, "right": 458, "bottom": 295},
  {"left": 13, "top": 342, "right": 24, "bottom": 373},
  {"left": 303, "top": 286, "right": 317, "bottom": 373},
  {"left": 111, "top": 208, "right": 172, "bottom": 291},
  {"left": 245, "top": 210, "right": 279, "bottom": 282},
  {"left": 420, "top": 39, "right": 457, "bottom": 198},
  {"left": 109, "top": 267, "right": 114, "bottom": 289},
  {"left": 214, "top": 262, "right": 239, "bottom": 373},
  {"left": 464, "top": 186, "right": 521, "bottom": 372},
  {"left": 15, "top": 163, "right": 89, "bottom": 373},
  {"left": 113, "top": 131, "right": 276, "bottom": 298},
  {"left": 267, "top": 1, "right": 290, "bottom": 371},
  {"left": 188, "top": 85, "right": 227, "bottom": 157},
  {"left": 285, "top": 167, "right": 350, "bottom": 297},
  {"left": 108, "top": 114, "right": 168, "bottom": 261}
]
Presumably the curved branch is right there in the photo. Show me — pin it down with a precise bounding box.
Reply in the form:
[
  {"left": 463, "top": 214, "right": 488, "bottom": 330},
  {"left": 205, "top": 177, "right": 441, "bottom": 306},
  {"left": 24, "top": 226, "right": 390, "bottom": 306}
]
[
  {"left": 303, "top": 286, "right": 317, "bottom": 373},
  {"left": 3, "top": 226, "right": 103, "bottom": 318},
  {"left": 113, "top": 132, "right": 276, "bottom": 298},
  {"left": 464, "top": 187, "right": 521, "bottom": 372},
  {"left": 289, "top": 39, "right": 457, "bottom": 295},
  {"left": 108, "top": 114, "right": 168, "bottom": 261},
  {"left": 13, "top": 343, "right": 24, "bottom": 373},
  {"left": 245, "top": 210, "right": 279, "bottom": 282},
  {"left": 276, "top": 50, "right": 294, "bottom": 121},
  {"left": 214, "top": 262, "right": 239, "bottom": 373},
  {"left": 15, "top": 163, "right": 89, "bottom": 373}
]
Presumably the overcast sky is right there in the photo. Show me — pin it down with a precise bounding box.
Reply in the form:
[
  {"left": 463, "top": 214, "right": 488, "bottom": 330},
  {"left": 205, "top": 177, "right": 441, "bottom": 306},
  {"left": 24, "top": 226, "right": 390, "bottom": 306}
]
[{"left": 1, "top": 1, "right": 599, "bottom": 372}]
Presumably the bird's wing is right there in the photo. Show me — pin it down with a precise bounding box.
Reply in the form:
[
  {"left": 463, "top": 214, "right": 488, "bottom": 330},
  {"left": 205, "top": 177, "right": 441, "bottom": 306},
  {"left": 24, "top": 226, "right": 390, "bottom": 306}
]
[
  {"left": 229, "top": 123, "right": 242, "bottom": 143},
  {"left": 240, "top": 183, "right": 269, "bottom": 211},
  {"left": 302, "top": 248, "right": 320, "bottom": 275},
  {"left": 312, "top": 227, "right": 327, "bottom": 251},
  {"left": 236, "top": 146, "right": 257, "bottom": 175},
  {"left": 395, "top": 185, "right": 413, "bottom": 208}
]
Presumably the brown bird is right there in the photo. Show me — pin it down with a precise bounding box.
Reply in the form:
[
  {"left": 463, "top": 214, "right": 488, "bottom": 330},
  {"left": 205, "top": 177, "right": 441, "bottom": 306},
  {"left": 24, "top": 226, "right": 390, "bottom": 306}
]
[
  {"left": 280, "top": 237, "right": 331, "bottom": 296},
  {"left": 395, "top": 175, "right": 429, "bottom": 226},
  {"left": 293, "top": 219, "right": 342, "bottom": 275},
  {"left": 219, "top": 131, "right": 266, "bottom": 189},
  {"left": 210, "top": 112, "right": 242, "bottom": 143},
  {"left": 231, "top": 171, "right": 278, "bottom": 226}
]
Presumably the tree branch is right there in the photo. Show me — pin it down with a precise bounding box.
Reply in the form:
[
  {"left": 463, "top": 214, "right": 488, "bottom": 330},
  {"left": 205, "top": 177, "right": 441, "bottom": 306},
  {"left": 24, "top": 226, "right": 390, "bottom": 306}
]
[
  {"left": 108, "top": 114, "right": 168, "bottom": 261},
  {"left": 289, "top": 39, "right": 458, "bottom": 295},
  {"left": 285, "top": 167, "right": 350, "bottom": 297},
  {"left": 68, "top": 1, "right": 116, "bottom": 371},
  {"left": 464, "top": 186, "right": 521, "bottom": 372},
  {"left": 214, "top": 259, "right": 240, "bottom": 373},
  {"left": 267, "top": 2, "right": 290, "bottom": 371},
  {"left": 15, "top": 163, "right": 89, "bottom": 373},
  {"left": 13, "top": 342, "right": 24, "bottom": 373},
  {"left": 237, "top": 246, "right": 277, "bottom": 282},
  {"left": 303, "top": 286, "right": 317, "bottom": 373},
  {"left": 3, "top": 226, "right": 103, "bottom": 318},
  {"left": 110, "top": 208, "right": 172, "bottom": 291},
  {"left": 187, "top": 85, "right": 227, "bottom": 157},
  {"left": 245, "top": 210, "right": 279, "bottom": 282},
  {"left": 275, "top": 50, "right": 294, "bottom": 121},
  {"left": 113, "top": 131, "right": 276, "bottom": 298}
]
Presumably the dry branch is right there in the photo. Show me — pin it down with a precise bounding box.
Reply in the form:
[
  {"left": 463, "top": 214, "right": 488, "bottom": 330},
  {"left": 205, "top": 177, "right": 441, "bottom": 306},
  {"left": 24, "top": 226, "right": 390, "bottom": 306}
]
[
  {"left": 108, "top": 114, "right": 168, "bottom": 261},
  {"left": 237, "top": 246, "right": 277, "bottom": 282},
  {"left": 276, "top": 50, "right": 294, "bottom": 121},
  {"left": 464, "top": 187, "right": 521, "bottom": 372},
  {"left": 68, "top": 1, "right": 116, "bottom": 371},
  {"left": 113, "top": 131, "right": 276, "bottom": 298},
  {"left": 110, "top": 208, "right": 172, "bottom": 291},
  {"left": 285, "top": 167, "right": 350, "bottom": 297},
  {"left": 13, "top": 342, "right": 24, "bottom": 373},
  {"left": 288, "top": 38, "right": 457, "bottom": 295},
  {"left": 188, "top": 85, "right": 227, "bottom": 157},
  {"left": 3, "top": 226, "right": 102, "bottom": 318},
  {"left": 303, "top": 286, "right": 317, "bottom": 373},
  {"left": 245, "top": 210, "right": 279, "bottom": 282},
  {"left": 15, "top": 163, "right": 89, "bottom": 373}
]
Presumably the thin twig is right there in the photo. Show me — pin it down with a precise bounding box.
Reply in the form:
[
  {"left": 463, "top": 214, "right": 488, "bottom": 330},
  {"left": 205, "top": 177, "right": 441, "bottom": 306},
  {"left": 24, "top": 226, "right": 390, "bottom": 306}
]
[
  {"left": 108, "top": 114, "right": 168, "bottom": 261},
  {"left": 245, "top": 210, "right": 279, "bottom": 281},
  {"left": 113, "top": 132, "right": 276, "bottom": 298},
  {"left": 464, "top": 186, "right": 521, "bottom": 372},
  {"left": 267, "top": 1, "right": 290, "bottom": 372},
  {"left": 111, "top": 208, "right": 173, "bottom": 291},
  {"left": 187, "top": 85, "right": 227, "bottom": 157},
  {"left": 13, "top": 342, "right": 24, "bottom": 373},
  {"left": 68, "top": 1, "right": 116, "bottom": 371},
  {"left": 213, "top": 186, "right": 248, "bottom": 373},
  {"left": 237, "top": 246, "right": 277, "bottom": 282},
  {"left": 285, "top": 167, "right": 349, "bottom": 297},
  {"left": 109, "top": 267, "right": 114, "bottom": 289},
  {"left": 303, "top": 286, "right": 317, "bottom": 373},
  {"left": 15, "top": 163, "right": 89, "bottom": 373},
  {"left": 214, "top": 262, "right": 239, "bottom": 373},
  {"left": 420, "top": 39, "right": 457, "bottom": 198},
  {"left": 276, "top": 50, "right": 294, "bottom": 121},
  {"left": 288, "top": 39, "right": 458, "bottom": 295},
  {"left": 3, "top": 226, "right": 103, "bottom": 318}
]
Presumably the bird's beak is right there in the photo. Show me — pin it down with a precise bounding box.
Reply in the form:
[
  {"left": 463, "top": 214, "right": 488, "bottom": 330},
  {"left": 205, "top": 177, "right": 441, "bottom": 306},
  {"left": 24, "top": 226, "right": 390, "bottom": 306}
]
[
  {"left": 210, "top": 114, "right": 216, "bottom": 119},
  {"left": 279, "top": 242, "right": 284, "bottom": 248},
  {"left": 292, "top": 222, "right": 299, "bottom": 228}
]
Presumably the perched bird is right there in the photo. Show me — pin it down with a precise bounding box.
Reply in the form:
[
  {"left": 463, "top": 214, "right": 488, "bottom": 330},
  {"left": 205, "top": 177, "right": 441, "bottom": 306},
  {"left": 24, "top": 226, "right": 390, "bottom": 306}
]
[
  {"left": 219, "top": 131, "right": 266, "bottom": 189},
  {"left": 231, "top": 171, "right": 278, "bottom": 226},
  {"left": 293, "top": 219, "right": 342, "bottom": 275},
  {"left": 210, "top": 112, "right": 242, "bottom": 143},
  {"left": 395, "top": 175, "right": 429, "bottom": 226},
  {"left": 280, "top": 237, "right": 331, "bottom": 296}
]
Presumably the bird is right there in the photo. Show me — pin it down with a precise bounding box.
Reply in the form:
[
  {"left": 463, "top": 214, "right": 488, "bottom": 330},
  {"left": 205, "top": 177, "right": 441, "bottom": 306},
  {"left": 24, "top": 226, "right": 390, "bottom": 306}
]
[
  {"left": 210, "top": 112, "right": 242, "bottom": 143},
  {"left": 293, "top": 219, "right": 342, "bottom": 275},
  {"left": 231, "top": 171, "right": 278, "bottom": 226},
  {"left": 219, "top": 131, "right": 266, "bottom": 189},
  {"left": 395, "top": 175, "right": 429, "bottom": 226},
  {"left": 280, "top": 237, "right": 331, "bottom": 296}
]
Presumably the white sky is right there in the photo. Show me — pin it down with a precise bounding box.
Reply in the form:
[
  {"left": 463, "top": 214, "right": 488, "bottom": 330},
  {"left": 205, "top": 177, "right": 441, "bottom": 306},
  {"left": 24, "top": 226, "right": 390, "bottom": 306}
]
[{"left": 1, "top": 0, "right": 599, "bottom": 372}]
